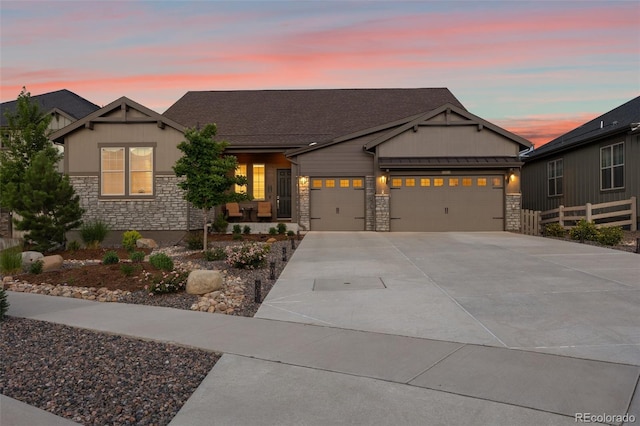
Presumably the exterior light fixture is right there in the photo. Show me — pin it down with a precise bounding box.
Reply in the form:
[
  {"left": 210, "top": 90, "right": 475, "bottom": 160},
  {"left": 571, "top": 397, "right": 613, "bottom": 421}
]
[{"left": 300, "top": 176, "right": 308, "bottom": 185}]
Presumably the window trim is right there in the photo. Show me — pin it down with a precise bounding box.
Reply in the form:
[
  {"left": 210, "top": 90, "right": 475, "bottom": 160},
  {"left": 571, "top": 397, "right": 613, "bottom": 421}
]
[
  {"left": 99, "top": 143, "right": 156, "bottom": 198},
  {"left": 547, "top": 158, "right": 563, "bottom": 197},
  {"left": 600, "top": 142, "right": 624, "bottom": 191}
]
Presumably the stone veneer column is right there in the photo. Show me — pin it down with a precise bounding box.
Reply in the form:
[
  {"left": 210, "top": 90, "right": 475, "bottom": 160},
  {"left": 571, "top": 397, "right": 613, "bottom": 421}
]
[
  {"left": 375, "top": 194, "right": 390, "bottom": 232},
  {"left": 365, "top": 176, "right": 375, "bottom": 231},
  {"left": 298, "top": 177, "right": 310, "bottom": 231},
  {"left": 506, "top": 193, "right": 522, "bottom": 232}
]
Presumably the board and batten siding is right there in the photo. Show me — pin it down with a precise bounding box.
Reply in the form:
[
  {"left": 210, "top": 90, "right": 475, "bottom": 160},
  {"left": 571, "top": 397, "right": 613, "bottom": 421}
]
[
  {"left": 378, "top": 125, "right": 520, "bottom": 158},
  {"left": 63, "top": 123, "right": 184, "bottom": 174},
  {"left": 521, "top": 133, "right": 640, "bottom": 216}
]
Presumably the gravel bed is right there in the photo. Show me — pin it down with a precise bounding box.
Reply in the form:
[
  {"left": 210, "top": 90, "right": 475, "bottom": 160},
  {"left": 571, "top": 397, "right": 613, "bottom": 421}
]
[
  {"left": 1, "top": 239, "right": 298, "bottom": 425},
  {"left": 0, "top": 317, "right": 219, "bottom": 426}
]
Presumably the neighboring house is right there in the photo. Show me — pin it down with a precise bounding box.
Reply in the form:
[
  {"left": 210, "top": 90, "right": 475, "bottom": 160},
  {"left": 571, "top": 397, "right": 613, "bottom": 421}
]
[
  {"left": 51, "top": 88, "right": 531, "bottom": 237},
  {"left": 0, "top": 89, "right": 100, "bottom": 237},
  {"left": 521, "top": 96, "right": 640, "bottom": 228}
]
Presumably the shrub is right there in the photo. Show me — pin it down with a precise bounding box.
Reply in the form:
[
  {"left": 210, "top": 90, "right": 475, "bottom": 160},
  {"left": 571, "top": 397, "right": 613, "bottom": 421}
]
[
  {"left": 0, "top": 247, "right": 22, "bottom": 275},
  {"left": 149, "top": 253, "right": 174, "bottom": 271},
  {"left": 268, "top": 227, "right": 277, "bottom": 235},
  {"left": 287, "top": 230, "right": 295, "bottom": 237},
  {"left": 185, "top": 232, "right": 203, "bottom": 250},
  {"left": 67, "top": 240, "right": 81, "bottom": 252},
  {"left": 225, "top": 242, "right": 270, "bottom": 269},
  {"left": 569, "top": 219, "right": 599, "bottom": 242},
  {"left": 144, "top": 269, "right": 189, "bottom": 294},
  {"left": 28, "top": 260, "right": 44, "bottom": 275},
  {"left": 232, "top": 233, "right": 243, "bottom": 241},
  {"left": 0, "top": 287, "right": 9, "bottom": 321},
  {"left": 211, "top": 213, "right": 228, "bottom": 234},
  {"left": 122, "top": 230, "right": 142, "bottom": 252},
  {"left": 80, "top": 220, "right": 110, "bottom": 249},
  {"left": 232, "top": 224, "right": 242, "bottom": 234},
  {"left": 120, "top": 263, "right": 135, "bottom": 276},
  {"left": 243, "top": 225, "right": 251, "bottom": 235},
  {"left": 597, "top": 226, "right": 623, "bottom": 246},
  {"left": 277, "top": 223, "right": 287, "bottom": 235},
  {"left": 102, "top": 251, "right": 119, "bottom": 265},
  {"left": 544, "top": 223, "right": 566, "bottom": 238},
  {"left": 129, "top": 251, "right": 146, "bottom": 262},
  {"left": 204, "top": 247, "right": 226, "bottom": 261}
]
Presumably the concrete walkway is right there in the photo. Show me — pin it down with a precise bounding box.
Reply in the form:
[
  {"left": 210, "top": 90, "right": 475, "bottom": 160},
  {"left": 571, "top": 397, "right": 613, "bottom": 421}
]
[
  {"left": 3, "top": 231, "right": 640, "bottom": 425},
  {"left": 3, "top": 291, "right": 639, "bottom": 425}
]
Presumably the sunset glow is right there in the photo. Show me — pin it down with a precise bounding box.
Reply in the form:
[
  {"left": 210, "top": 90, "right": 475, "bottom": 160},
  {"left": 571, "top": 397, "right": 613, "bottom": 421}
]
[{"left": 1, "top": 1, "right": 638, "bottom": 146}]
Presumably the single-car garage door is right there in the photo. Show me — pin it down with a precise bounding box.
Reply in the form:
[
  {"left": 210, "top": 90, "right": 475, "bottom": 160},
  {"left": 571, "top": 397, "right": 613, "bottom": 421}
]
[
  {"left": 310, "top": 177, "right": 365, "bottom": 231},
  {"left": 389, "top": 175, "right": 504, "bottom": 231}
]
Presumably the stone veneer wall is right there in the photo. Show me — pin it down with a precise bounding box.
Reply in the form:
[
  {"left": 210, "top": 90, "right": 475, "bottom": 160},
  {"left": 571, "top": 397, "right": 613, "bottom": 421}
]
[
  {"left": 375, "top": 194, "right": 390, "bottom": 232},
  {"left": 365, "top": 176, "right": 375, "bottom": 231},
  {"left": 0, "top": 210, "right": 10, "bottom": 237},
  {"left": 70, "top": 175, "right": 190, "bottom": 231},
  {"left": 298, "top": 177, "right": 310, "bottom": 231},
  {"left": 506, "top": 193, "right": 522, "bottom": 232}
]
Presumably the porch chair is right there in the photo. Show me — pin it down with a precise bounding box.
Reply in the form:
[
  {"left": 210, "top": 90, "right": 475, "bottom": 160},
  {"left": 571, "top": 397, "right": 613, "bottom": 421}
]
[
  {"left": 225, "top": 203, "right": 243, "bottom": 221},
  {"left": 257, "top": 201, "right": 272, "bottom": 221}
]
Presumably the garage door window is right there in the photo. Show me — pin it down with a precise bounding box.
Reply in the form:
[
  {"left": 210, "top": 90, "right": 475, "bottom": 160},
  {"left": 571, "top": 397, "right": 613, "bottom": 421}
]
[
  {"left": 325, "top": 179, "right": 335, "bottom": 188},
  {"left": 391, "top": 178, "right": 402, "bottom": 187},
  {"left": 434, "top": 178, "right": 444, "bottom": 187},
  {"left": 340, "top": 179, "right": 350, "bottom": 188},
  {"left": 492, "top": 177, "right": 503, "bottom": 187},
  {"left": 449, "top": 178, "right": 459, "bottom": 187},
  {"left": 420, "top": 178, "right": 431, "bottom": 187},
  {"left": 462, "top": 178, "right": 472, "bottom": 187},
  {"left": 353, "top": 179, "right": 363, "bottom": 188},
  {"left": 477, "top": 178, "right": 487, "bottom": 186},
  {"left": 405, "top": 178, "right": 415, "bottom": 187},
  {"left": 312, "top": 179, "right": 322, "bottom": 188}
]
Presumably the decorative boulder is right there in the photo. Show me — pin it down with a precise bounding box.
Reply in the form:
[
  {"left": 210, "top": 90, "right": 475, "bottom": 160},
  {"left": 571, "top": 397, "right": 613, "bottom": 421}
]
[
  {"left": 21, "top": 251, "right": 44, "bottom": 269},
  {"left": 186, "top": 270, "right": 223, "bottom": 295},
  {"left": 266, "top": 238, "right": 277, "bottom": 244},
  {"left": 41, "top": 255, "right": 64, "bottom": 272},
  {"left": 136, "top": 238, "right": 158, "bottom": 249}
]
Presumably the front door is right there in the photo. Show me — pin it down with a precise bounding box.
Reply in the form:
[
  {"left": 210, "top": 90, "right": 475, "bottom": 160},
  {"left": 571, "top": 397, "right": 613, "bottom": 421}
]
[{"left": 277, "top": 169, "right": 291, "bottom": 218}]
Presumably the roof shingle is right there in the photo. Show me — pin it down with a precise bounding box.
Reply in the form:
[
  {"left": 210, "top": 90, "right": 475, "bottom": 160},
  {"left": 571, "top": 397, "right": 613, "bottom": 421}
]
[{"left": 1, "top": 89, "right": 100, "bottom": 127}]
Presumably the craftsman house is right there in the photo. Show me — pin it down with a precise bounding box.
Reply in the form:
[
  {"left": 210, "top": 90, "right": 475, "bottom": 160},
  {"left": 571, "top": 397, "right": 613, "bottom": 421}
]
[
  {"left": 521, "top": 96, "right": 639, "bottom": 228},
  {"left": 50, "top": 88, "right": 532, "bottom": 237}
]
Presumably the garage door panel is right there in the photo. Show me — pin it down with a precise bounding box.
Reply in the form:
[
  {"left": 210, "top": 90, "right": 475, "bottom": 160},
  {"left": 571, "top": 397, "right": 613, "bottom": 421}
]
[
  {"left": 390, "top": 175, "right": 504, "bottom": 232},
  {"left": 310, "top": 178, "right": 365, "bottom": 231}
]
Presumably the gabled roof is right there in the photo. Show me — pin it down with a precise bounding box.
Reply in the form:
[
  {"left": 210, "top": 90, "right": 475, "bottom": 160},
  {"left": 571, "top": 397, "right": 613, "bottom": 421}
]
[
  {"left": 50, "top": 97, "right": 185, "bottom": 143},
  {"left": 0, "top": 89, "right": 100, "bottom": 127},
  {"left": 523, "top": 96, "right": 640, "bottom": 161},
  {"left": 163, "top": 88, "right": 465, "bottom": 149},
  {"left": 363, "top": 103, "right": 531, "bottom": 151}
]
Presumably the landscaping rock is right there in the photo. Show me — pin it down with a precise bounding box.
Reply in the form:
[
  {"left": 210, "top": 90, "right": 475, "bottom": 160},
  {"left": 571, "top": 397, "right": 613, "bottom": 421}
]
[
  {"left": 41, "top": 255, "right": 64, "bottom": 272},
  {"left": 136, "top": 238, "right": 158, "bottom": 249},
  {"left": 266, "top": 238, "right": 277, "bottom": 244},
  {"left": 186, "top": 270, "right": 223, "bottom": 295},
  {"left": 21, "top": 251, "right": 44, "bottom": 269}
]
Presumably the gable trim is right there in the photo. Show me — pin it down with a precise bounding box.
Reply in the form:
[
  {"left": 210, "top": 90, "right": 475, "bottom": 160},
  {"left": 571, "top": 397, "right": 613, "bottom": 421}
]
[{"left": 50, "top": 97, "right": 185, "bottom": 143}]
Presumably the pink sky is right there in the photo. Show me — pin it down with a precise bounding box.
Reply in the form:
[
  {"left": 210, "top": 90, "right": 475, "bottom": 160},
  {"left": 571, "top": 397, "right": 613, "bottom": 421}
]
[{"left": 1, "top": 1, "right": 639, "bottom": 147}]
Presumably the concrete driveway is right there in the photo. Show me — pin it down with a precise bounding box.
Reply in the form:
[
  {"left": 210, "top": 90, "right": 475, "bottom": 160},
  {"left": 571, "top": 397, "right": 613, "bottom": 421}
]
[{"left": 257, "top": 231, "right": 640, "bottom": 366}]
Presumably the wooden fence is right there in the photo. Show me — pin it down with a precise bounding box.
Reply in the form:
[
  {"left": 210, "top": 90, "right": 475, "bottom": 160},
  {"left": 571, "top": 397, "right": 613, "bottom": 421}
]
[{"left": 521, "top": 196, "right": 637, "bottom": 236}]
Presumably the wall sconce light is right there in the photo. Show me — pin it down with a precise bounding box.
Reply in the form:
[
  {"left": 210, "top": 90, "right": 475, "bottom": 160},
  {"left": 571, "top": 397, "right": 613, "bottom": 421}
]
[
  {"left": 380, "top": 175, "right": 388, "bottom": 185},
  {"left": 506, "top": 169, "right": 516, "bottom": 183},
  {"left": 299, "top": 176, "right": 308, "bottom": 185}
]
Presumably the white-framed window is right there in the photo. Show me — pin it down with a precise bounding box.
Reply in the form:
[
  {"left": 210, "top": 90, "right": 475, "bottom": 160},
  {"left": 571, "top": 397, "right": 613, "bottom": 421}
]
[
  {"left": 601, "top": 142, "right": 624, "bottom": 190},
  {"left": 547, "top": 159, "right": 563, "bottom": 196},
  {"left": 100, "top": 146, "right": 154, "bottom": 197},
  {"left": 235, "top": 164, "right": 247, "bottom": 194}
]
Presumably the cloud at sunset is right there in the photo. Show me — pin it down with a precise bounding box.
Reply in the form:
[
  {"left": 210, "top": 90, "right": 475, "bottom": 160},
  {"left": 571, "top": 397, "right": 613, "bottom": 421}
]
[{"left": 1, "top": 1, "right": 638, "bottom": 144}]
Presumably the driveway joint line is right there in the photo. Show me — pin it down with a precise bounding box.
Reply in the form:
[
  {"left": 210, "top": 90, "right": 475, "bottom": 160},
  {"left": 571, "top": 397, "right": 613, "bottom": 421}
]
[{"left": 405, "top": 343, "right": 467, "bottom": 384}]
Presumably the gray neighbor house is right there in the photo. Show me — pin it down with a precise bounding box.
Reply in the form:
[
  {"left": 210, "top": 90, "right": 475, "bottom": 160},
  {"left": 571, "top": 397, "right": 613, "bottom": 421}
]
[
  {"left": 521, "top": 96, "right": 640, "bottom": 229},
  {"left": 49, "top": 88, "right": 532, "bottom": 239},
  {"left": 0, "top": 89, "right": 100, "bottom": 237}
]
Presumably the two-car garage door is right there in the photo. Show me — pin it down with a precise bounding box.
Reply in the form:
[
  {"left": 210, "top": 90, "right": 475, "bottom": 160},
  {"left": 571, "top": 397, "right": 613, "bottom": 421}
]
[
  {"left": 309, "top": 175, "right": 505, "bottom": 231},
  {"left": 389, "top": 175, "right": 504, "bottom": 231}
]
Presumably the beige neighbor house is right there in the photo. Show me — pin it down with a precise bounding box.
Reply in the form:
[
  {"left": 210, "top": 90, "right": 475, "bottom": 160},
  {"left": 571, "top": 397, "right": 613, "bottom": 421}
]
[
  {"left": 0, "top": 89, "right": 100, "bottom": 237},
  {"left": 521, "top": 96, "right": 639, "bottom": 229},
  {"left": 50, "top": 89, "right": 531, "bottom": 239}
]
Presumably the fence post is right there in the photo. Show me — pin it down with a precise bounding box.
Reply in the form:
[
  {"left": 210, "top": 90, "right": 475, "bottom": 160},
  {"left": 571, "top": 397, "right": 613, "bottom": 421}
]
[
  {"left": 558, "top": 205, "right": 565, "bottom": 228},
  {"left": 535, "top": 210, "right": 541, "bottom": 235},
  {"left": 631, "top": 196, "right": 637, "bottom": 232},
  {"left": 586, "top": 203, "right": 592, "bottom": 223}
]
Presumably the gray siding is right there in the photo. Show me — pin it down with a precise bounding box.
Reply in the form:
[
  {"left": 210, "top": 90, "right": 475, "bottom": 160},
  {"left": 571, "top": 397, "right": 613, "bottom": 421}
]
[
  {"left": 522, "top": 133, "right": 639, "bottom": 217},
  {"left": 297, "top": 135, "right": 376, "bottom": 177}
]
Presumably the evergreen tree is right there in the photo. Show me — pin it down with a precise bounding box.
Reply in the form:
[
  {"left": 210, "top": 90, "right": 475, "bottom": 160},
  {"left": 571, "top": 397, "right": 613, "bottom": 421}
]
[
  {"left": 0, "top": 88, "right": 60, "bottom": 210},
  {"left": 13, "top": 151, "right": 84, "bottom": 251},
  {"left": 173, "top": 124, "right": 249, "bottom": 249}
]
